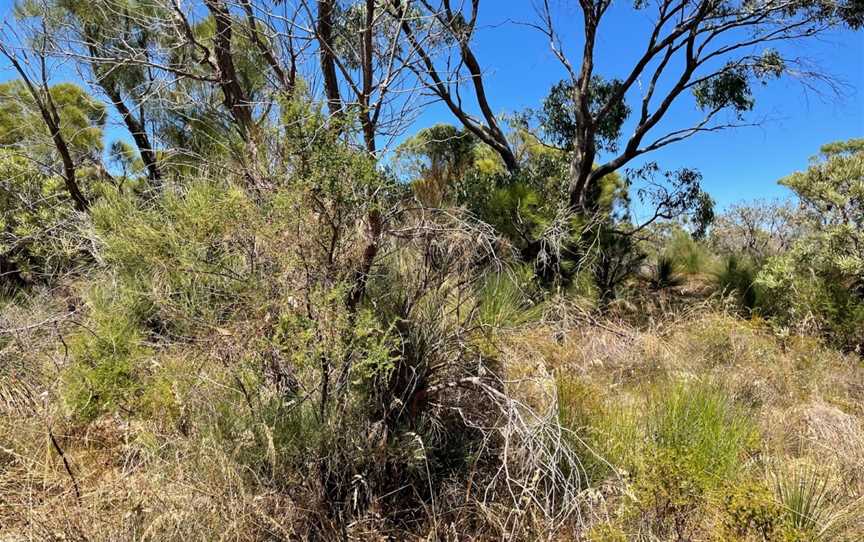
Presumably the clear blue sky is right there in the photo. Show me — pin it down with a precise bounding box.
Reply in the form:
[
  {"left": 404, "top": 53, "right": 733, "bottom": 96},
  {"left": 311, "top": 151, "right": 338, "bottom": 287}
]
[{"left": 1, "top": 0, "right": 861, "bottom": 211}]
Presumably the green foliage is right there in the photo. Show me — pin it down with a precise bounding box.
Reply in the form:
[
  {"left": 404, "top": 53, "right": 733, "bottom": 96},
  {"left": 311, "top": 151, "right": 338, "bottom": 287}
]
[
  {"left": 756, "top": 139, "right": 864, "bottom": 351},
  {"left": 645, "top": 382, "right": 756, "bottom": 483},
  {"left": 63, "top": 283, "right": 149, "bottom": 421},
  {"left": 693, "top": 65, "right": 755, "bottom": 117},
  {"left": 559, "top": 379, "right": 759, "bottom": 539},
  {"left": 629, "top": 164, "right": 716, "bottom": 239},
  {"left": 771, "top": 466, "right": 853, "bottom": 541},
  {"left": 720, "top": 479, "right": 785, "bottom": 540},
  {"left": 89, "top": 181, "right": 256, "bottom": 334},
  {"left": 349, "top": 309, "right": 400, "bottom": 386},
  {"left": 757, "top": 253, "right": 864, "bottom": 350},
  {"left": 715, "top": 254, "right": 759, "bottom": 310},
  {"left": 0, "top": 80, "right": 105, "bottom": 162},
  {"left": 108, "top": 140, "right": 145, "bottom": 178},
  {"left": 539, "top": 76, "right": 630, "bottom": 153},
  {"left": 207, "top": 384, "right": 322, "bottom": 485},
  {"left": 779, "top": 138, "right": 864, "bottom": 281},
  {"left": 0, "top": 151, "right": 87, "bottom": 288},
  {"left": 481, "top": 180, "right": 551, "bottom": 245},
  {"left": 624, "top": 382, "right": 757, "bottom": 537},
  {"left": 556, "top": 376, "right": 636, "bottom": 484},
  {"left": 592, "top": 224, "right": 648, "bottom": 300},
  {"left": 396, "top": 123, "right": 479, "bottom": 206},
  {"left": 475, "top": 266, "right": 541, "bottom": 328},
  {"left": 663, "top": 228, "right": 712, "bottom": 275}
]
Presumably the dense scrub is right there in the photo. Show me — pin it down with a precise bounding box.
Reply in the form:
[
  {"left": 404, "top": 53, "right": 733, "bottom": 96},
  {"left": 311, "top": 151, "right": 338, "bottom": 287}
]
[
  {"left": 0, "top": 0, "right": 861, "bottom": 536},
  {"left": 1, "top": 161, "right": 863, "bottom": 539}
]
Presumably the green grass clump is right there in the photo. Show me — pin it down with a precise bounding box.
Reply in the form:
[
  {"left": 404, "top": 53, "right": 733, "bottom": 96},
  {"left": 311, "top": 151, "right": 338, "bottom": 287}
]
[
  {"left": 665, "top": 230, "right": 712, "bottom": 275},
  {"left": 475, "top": 265, "right": 542, "bottom": 328},
  {"left": 646, "top": 381, "right": 757, "bottom": 481},
  {"left": 648, "top": 254, "right": 684, "bottom": 290},
  {"left": 616, "top": 381, "right": 758, "bottom": 538},
  {"left": 771, "top": 466, "right": 856, "bottom": 541},
  {"left": 715, "top": 253, "right": 760, "bottom": 310}
]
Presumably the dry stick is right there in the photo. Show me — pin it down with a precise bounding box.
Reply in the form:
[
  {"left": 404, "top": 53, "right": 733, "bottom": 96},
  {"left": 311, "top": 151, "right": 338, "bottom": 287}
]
[
  {"left": 0, "top": 310, "right": 76, "bottom": 335},
  {"left": 47, "top": 425, "right": 81, "bottom": 501}
]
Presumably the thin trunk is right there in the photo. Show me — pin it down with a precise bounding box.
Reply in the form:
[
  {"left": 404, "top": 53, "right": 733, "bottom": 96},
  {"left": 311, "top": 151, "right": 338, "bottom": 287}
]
[
  {"left": 50, "top": 119, "right": 89, "bottom": 213},
  {"left": 240, "top": 0, "right": 295, "bottom": 95},
  {"left": 0, "top": 47, "right": 90, "bottom": 211},
  {"left": 360, "top": 0, "right": 376, "bottom": 153},
  {"left": 84, "top": 37, "right": 161, "bottom": 185},
  {"left": 567, "top": 13, "right": 599, "bottom": 212},
  {"left": 103, "top": 85, "right": 161, "bottom": 185},
  {"left": 204, "top": 0, "right": 257, "bottom": 139},
  {"left": 346, "top": 209, "right": 383, "bottom": 312},
  {"left": 317, "top": 0, "right": 343, "bottom": 117}
]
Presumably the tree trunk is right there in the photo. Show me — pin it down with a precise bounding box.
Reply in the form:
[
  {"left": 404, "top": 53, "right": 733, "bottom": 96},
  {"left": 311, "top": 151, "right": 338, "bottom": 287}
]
[
  {"left": 104, "top": 87, "right": 161, "bottom": 185},
  {"left": 204, "top": 0, "right": 257, "bottom": 140},
  {"left": 317, "top": 0, "right": 343, "bottom": 118}
]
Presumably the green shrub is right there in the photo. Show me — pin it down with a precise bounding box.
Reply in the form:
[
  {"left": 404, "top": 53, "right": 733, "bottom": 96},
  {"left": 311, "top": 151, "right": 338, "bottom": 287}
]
[
  {"left": 475, "top": 265, "right": 542, "bottom": 328},
  {"left": 665, "top": 229, "right": 712, "bottom": 275},
  {"left": 757, "top": 254, "right": 864, "bottom": 351},
  {"left": 720, "top": 478, "right": 784, "bottom": 540},
  {"left": 754, "top": 139, "right": 864, "bottom": 352},
  {"left": 0, "top": 151, "right": 89, "bottom": 290},
  {"left": 63, "top": 284, "right": 149, "bottom": 421},
  {"left": 621, "top": 381, "right": 758, "bottom": 537},
  {"left": 89, "top": 181, "right": 258, "bottom": 336},
  {"left": 715, "top": 253, "right": 759, "bottom": 310}
]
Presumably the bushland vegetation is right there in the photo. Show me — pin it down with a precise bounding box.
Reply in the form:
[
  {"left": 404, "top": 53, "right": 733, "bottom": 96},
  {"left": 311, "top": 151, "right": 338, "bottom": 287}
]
[{"left": 0, "top": 0, "right": 862, "bottom": 539}]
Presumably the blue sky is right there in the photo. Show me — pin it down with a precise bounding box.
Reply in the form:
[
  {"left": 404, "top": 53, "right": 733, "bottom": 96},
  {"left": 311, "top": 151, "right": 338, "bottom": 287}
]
[
  {"left": 408, "top": 2, "right": 863, "bottom": 211},
  {"left": 1, "top": 0, "right": 861, "bottom": 212}
]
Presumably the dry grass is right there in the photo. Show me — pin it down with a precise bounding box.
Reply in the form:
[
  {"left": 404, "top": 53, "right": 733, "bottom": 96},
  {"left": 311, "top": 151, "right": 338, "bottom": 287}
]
[{"left": 2, "top": 279, "right": 863, "bottom": 539}]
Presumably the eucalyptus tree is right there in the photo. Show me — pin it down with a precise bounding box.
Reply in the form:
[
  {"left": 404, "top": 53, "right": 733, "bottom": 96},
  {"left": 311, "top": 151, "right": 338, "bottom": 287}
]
[
  {"left": 306, "top": 0, "right": 431, "bottom": 154},
  {"left": 533, "top": 0, "right": 862, "bottom": 213},
  {"left": 387, "top": 0, "right": 861, "bottom": 215}
]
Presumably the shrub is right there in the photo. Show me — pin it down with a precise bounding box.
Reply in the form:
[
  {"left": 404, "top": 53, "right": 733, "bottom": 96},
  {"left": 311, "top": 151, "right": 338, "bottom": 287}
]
[
  {"left": 89, "top": 182, "right": 257, "bottom": 336},
  {"left": 757, "top": 253, "right": 864, "bottom": 351},
  {"left": 714, "top": 253, "right": 759, "bottom": 310},
  {"left": 755, "top": 139, "right": 864, "bottom": 352},
  {"left": 0, "top": 151, "right": 89, "bottom": 291},
  {"left": 475, "top": 265, "right": 542, "bottom": 328},
  {"left": 719, "top": 478, "right": 785, "bottom": 540},
  {"left": 62, "top": 285, "right": 149, "bottom": 421}
]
